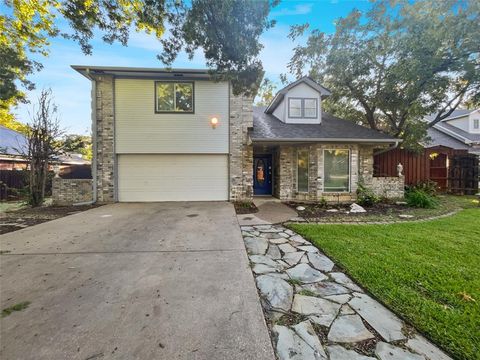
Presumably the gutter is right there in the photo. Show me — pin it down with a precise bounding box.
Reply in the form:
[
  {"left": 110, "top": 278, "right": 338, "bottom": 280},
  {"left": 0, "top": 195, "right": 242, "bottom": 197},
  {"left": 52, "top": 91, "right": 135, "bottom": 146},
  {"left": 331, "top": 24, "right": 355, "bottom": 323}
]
[
  {"left": 251, "top": 137, "right": 401, "bottom": 144},
  {"left": 373, "top": 140, "right": 401, "bottom": 156}
]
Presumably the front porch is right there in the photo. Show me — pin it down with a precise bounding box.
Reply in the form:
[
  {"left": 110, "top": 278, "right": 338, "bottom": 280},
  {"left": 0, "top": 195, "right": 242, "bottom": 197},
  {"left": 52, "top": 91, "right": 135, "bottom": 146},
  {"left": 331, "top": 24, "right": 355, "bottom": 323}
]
[{"left": 253, "top": 143, "right": 363, "bottom": 203}]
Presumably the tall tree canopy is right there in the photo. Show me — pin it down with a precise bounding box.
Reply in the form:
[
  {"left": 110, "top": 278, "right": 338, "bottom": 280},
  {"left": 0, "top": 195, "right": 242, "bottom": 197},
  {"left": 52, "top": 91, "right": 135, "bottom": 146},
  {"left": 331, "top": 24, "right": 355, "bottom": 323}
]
[
  {"left": 1, "top": 0, "right": 278, "bottom": 112},
  {"left": 288, "top": 0, "right": 480, "bottom": 149}
]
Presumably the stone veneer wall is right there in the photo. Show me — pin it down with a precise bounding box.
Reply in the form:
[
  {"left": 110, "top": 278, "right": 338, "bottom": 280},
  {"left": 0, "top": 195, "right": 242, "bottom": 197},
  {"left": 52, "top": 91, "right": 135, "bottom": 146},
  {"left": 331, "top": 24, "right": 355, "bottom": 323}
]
[
  {"left": 359, "top": 146, "right": 405, "bottom": 199},
  {"left": 229, "top": 89, "right": 254, "bottom": 201},
  {"left": 52, "top": 178, "right": 93, "bottom": 205},
  {"left": 93, "top": 75, "right": 115, "bottom": 203},
  {"left": 277, "top": 144, "right": 359, "bottom": 203}
]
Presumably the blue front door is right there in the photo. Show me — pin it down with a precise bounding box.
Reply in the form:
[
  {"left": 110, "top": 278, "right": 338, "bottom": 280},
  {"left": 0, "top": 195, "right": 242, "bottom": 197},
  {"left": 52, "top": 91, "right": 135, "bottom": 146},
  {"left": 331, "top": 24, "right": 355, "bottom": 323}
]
[{"left": 253, "top": 156, "right": 272, "bottom": 195}]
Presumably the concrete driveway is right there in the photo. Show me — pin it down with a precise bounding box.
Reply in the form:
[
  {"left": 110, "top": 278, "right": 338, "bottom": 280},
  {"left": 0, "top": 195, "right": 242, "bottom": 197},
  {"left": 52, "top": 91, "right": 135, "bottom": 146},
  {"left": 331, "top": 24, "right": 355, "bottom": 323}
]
[{"left": 0, "top": 202, "right": 274, "bottom": 360}]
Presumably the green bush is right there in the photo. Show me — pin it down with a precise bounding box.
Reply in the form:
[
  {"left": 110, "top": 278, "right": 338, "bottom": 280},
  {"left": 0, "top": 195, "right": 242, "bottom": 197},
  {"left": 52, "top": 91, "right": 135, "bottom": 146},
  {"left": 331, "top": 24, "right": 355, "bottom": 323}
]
[
  {"left": 411, "top": 181, "right": 438, "bottom": 196},
  {"left": 405, "top": 188, "right": 438, "bottom": 208},
  {"left": 356, "top": 183, "right": 380, "bottom": 207}
]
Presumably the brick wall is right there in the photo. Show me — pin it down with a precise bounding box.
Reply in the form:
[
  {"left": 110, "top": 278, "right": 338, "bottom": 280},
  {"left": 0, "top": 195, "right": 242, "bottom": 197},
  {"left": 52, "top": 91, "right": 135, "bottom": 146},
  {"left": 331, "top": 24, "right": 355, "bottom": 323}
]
[
  {"left": 52, "top": 178, "right": 93, "bottom": 205},
  {"left": 360, "top": 146, "right": 405, "bottom": 199},
  {"left": 93, "top": 75, "right": 115, "bottom": 203},
  {"left": 229, "top": 89, "right": 253, "bottom": 201}
]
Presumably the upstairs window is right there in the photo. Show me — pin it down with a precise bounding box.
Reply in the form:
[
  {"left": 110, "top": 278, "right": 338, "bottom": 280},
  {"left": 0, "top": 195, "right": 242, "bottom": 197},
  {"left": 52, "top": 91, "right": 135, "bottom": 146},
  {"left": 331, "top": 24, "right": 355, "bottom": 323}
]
[
  {"left": 288, "top": 98, "right": 317, "bottom": 118},
  {"left": 474, "top": 118, "right": 479, "bottom": 130},
  {"left": 155, "top": 81, "right": 194, "bottom": 113}
]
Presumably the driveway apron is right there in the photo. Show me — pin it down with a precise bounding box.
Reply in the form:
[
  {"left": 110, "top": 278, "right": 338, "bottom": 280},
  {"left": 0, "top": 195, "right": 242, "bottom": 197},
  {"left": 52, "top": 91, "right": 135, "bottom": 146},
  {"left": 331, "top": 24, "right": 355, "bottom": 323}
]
[{"left": 0, "top": 202, "right": 274, "bottom": 360}]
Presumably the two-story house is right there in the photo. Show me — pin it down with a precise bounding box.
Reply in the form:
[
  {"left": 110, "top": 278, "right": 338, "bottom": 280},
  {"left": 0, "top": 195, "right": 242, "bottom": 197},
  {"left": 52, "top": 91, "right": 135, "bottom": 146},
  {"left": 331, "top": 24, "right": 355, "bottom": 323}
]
[{"left": 70, "top": 66, "right": 403, "bottom": 203}]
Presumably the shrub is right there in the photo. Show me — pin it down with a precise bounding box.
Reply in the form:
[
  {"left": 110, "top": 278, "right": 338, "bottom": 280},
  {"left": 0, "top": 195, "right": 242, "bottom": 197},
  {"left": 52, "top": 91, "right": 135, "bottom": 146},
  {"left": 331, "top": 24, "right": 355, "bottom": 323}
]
[
  {"left": 411, "top": 181, "right": 438, "bottom": 196},
  {"left": 356, "top": 183, "right": 380, "bottom": 207},
  {"left": 405, "top": 188, "right": 438, "bottom": 208}
]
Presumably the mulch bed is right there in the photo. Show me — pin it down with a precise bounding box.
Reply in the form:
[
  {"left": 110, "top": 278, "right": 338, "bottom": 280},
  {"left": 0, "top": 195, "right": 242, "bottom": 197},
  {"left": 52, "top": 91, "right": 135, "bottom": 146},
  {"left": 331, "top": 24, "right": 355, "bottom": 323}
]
[
  {"left": 285, "top": 201, "right": 411, "bottom": 221},
  {"left": 233, "top": 201, "right": 259, "bottom": 215},
  {"left": 0, "top": 204, "right": 101, "bottom": 235}
]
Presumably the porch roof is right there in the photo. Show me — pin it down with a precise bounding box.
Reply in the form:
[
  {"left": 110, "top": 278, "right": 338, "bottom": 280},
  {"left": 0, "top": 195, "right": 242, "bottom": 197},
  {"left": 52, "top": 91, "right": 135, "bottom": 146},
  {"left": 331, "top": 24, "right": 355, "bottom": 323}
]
[{"left": 251, "top": 107, "right": 400, "bottom": 144}]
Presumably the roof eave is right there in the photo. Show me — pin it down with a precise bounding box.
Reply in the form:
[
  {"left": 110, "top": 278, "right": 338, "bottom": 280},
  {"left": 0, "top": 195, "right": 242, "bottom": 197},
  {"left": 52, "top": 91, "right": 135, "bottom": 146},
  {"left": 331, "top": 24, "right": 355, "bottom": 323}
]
[{"left": 251, "top": 137, "right": 401, "bottom": 144}]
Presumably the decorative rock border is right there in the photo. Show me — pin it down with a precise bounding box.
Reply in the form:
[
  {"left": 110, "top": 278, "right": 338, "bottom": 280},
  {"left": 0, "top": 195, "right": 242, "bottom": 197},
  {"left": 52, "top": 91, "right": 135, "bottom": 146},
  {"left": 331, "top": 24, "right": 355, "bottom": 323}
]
[
  {"left": 241, "top": 224, "right": 452, "bottom": 360},
  {"left": 287, "top": 210, "right": 461, "bottom": 226}
]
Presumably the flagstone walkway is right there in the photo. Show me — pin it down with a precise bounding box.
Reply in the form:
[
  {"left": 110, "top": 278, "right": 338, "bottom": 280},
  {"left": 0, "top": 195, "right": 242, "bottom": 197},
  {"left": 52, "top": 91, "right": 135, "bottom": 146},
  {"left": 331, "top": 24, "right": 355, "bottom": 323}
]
[{"left": 241, "top": 224, "right": 452, "bottom": 360}]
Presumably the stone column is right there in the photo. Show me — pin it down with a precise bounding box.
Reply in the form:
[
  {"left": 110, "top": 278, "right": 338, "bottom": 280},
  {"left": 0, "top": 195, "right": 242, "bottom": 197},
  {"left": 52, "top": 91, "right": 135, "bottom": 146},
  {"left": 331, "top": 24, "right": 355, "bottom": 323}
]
[
  {"left": 229, "top": 88, "right": 253, "bottom": 201},
  {"left": 93, "top": 75, "right": 115, "bottom": 203}
]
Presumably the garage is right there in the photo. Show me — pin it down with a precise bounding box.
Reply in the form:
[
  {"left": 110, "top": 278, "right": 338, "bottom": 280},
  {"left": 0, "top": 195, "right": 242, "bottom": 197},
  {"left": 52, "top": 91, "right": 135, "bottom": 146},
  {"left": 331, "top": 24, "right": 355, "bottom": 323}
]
[{"left": 117, "top": 154, "right": 229, "bottom": 202}]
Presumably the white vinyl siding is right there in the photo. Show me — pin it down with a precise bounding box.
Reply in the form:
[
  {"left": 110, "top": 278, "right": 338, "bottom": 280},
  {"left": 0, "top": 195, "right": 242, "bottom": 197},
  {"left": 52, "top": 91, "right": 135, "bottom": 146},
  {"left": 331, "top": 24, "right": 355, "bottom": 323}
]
[
  {"left": 118, "top": 154, "right": 228, "bottom": 201},
  {"left": 115, "top": 79, "right": 229, "bottom": 154}
]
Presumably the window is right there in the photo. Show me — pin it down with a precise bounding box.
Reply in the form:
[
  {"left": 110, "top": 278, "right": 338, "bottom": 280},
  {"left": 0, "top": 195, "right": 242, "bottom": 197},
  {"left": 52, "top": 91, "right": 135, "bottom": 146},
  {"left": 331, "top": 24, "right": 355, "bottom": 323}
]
[
  {"left": 297, "top": 150, "right": 309, "bottom": 192},
  {"left": 324, "top": 149, "right": 350, "bottom": 192},
  {"left": 288, "top": 98, "right": 317, "bottom": 118},
  {"left": 474, "top": 118, "right": 479, "bottom": 130},
  {"left": 155, "top": 81, "right": 194, "bottom": 113}
]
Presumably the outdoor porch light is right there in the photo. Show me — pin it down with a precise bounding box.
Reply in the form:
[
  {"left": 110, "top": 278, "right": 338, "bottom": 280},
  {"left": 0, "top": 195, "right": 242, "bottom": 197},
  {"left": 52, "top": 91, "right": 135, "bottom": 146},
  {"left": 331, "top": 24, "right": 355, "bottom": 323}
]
[{"left": 210, "top": 116, "right": 219, "bottom": 129}]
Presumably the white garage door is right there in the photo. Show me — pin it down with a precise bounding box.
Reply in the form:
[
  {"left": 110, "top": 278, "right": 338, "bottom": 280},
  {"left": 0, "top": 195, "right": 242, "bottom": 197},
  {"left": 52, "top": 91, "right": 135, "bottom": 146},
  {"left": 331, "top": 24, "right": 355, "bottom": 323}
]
[{"left": 118, "top": 154, "right": 229, "bottom": 201}]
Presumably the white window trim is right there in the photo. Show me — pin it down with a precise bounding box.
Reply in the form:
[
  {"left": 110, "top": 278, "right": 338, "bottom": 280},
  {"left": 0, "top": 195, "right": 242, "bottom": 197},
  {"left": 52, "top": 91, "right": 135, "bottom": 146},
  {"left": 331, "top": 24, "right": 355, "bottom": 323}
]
[
  {"left": 473, "top": 118, "right": 480, "bottom": 130},
  {"left": 155, "top": 81, "right": 194, "bottom": 114},
  {"left": 322, "top": 149, "right": 351, "bottom": 193},
  {"left": 288, "top": 97, "right": 318, "bottom": 119},
  {"left": 296, "top": 149, "right": 309, "bottom": 193}
]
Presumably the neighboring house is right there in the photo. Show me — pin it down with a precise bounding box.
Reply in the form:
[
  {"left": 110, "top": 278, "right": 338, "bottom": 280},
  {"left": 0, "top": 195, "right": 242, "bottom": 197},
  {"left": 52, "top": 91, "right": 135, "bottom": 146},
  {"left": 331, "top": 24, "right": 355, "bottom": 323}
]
[
  {"left": 425, "top": 109, "right": 480, "bottom": 155},
  {"left": 374, "top": 109, "right": 479, "bottom": 194},
  {"left": 71, "top": 66, "right": 403, "bottom": 203},
  {"left": 0, "top": 125, "right": 29, "bottom": 170}
]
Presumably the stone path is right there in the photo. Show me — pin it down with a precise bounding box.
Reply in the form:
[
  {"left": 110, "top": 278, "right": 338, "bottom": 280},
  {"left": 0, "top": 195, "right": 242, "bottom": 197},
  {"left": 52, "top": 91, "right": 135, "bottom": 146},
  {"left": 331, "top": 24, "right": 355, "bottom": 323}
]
[{"left": 241, "top": 224, "right": 452, "bottom": 360}]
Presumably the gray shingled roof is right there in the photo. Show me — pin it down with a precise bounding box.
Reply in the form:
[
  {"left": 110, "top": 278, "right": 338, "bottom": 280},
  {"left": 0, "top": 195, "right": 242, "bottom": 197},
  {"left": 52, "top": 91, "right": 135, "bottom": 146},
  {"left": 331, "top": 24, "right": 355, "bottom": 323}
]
[
  {"left": 251, "top": 107, "right": 398, "bottom": 143},
  {"left": 425, "top": 109, "right": 472, "bottom": 122},
  {"left": 0, "top": 126, "right": 28, "bottom": 156},
  {"left": 435, "top": 122, "right": 480, "bottom": 143},
  {"left": 424, "top": 127, "right": 470, "bottom": 149}
]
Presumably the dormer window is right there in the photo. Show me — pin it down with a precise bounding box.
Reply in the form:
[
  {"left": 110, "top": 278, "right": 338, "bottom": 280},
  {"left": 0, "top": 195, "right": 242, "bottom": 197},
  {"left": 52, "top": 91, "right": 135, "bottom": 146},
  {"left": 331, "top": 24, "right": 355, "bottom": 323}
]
[
  {"left": 474, "top": 118, "right": 479, "bottom": 130},
  {"left": 288, "top": 98, "right": 318, "bottom": 119}
]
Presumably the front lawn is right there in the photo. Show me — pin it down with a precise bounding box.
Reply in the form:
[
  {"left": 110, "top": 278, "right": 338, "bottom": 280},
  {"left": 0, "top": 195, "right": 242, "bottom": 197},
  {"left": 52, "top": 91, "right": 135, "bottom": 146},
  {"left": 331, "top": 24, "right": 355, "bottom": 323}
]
[{"left": 290, "top": 207, "right": 480, "bottom": 360}]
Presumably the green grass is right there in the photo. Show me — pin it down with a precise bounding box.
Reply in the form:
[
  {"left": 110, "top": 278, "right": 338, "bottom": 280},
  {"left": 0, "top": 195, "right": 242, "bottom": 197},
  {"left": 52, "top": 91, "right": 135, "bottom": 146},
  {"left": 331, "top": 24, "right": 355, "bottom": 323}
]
[
  {"left": 290, "top": 208, "right": 480, "bottom": 360},
  {"left": 2, "top": 301, "right": 31, "bottom": 317}
]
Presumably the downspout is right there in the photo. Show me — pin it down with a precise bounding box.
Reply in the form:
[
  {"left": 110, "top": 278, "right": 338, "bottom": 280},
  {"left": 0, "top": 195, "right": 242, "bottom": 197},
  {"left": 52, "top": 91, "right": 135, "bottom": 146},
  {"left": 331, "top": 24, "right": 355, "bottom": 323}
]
[
  {"left": 85, "top": 68, "right": 97, "bottom": 203},
  {"left": 373, "top": 139, "right": 402, "bottom": 156}
]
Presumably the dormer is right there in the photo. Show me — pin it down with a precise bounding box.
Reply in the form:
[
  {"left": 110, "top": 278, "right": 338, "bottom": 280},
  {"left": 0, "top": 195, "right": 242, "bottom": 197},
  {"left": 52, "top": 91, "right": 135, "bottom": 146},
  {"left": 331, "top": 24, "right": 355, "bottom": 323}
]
[
  {"left": 469, "top": 109, "right": 480, "bottom": 134},
  {"left": 265, "top": 76, "right": 331, "bottom": 124}
]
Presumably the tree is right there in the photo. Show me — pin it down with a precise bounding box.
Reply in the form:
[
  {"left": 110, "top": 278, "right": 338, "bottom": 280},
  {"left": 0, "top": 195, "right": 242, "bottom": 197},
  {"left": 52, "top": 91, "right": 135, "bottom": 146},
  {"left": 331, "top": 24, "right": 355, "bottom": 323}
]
[
  {"left": 25, "top": 89, "right": 63, "bottom": 207},
  {"left": 1, "top": 0, "right": 278, "bottom": 113},
  {"left": 255, "top": 78, "right": 277, "bottom": 106},
  {"left": 287, "top": 0, "right": 480, "bottom": 149},
  {"left": 60, "top": 134, "right": 92, "bottom": 160}
]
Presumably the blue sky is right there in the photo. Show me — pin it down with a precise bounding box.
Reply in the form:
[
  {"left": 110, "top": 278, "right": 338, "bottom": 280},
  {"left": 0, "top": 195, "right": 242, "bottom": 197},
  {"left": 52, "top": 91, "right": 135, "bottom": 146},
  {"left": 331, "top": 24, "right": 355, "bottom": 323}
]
[{"left": 12, "top": 0, "right": 372, "bottom": 134}]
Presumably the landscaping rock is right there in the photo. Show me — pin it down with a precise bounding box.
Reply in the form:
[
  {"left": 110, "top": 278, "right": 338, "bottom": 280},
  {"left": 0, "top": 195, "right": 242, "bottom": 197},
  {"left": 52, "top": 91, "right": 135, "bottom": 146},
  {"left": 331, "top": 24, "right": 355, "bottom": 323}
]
[
  {"left": 301, "top": 281, "right": 350, "bottom": 297},
  {"left": 349, "top": 293, "right": 406, "bottom": 342},
  {"left": 286, "top": 263, "right": 327, "bottom": 283},
  {"left": 244, "top": 237, "right": 268, "bottom": 255},
  {"left": 395, "top": 201, "right": 408, "bottom": 205},
  {"left": 283, "top": 251, "right": 305, "bottom": 266},
  {"left": 308, "top": 253, "right": 334, "bottom": 272},
  {"left": 279, "top": 243, "right": 298, "bottom": 253},
  {"left": 285, "top": 229, "right": 296, "bottom": 236},
  {"left": 266, "top": 244, "right": 282, "bottom": 259},
  {"left": 328, "top": 315, "right": 375, "bottom": 343},
  {"left": 278, "top": 232, "right": 290, "bottom": 238},
  {"left": 406, "top": 335, "right": 452, "bottom": 360},
  {"left": 327, "top": 345, "right": 376, "bottom": 360},
  {"left": 339, "top": 304, "right": 356, "bottom": 315},
  {"left": 296, "top": 206, "right": 306, "bottom": 211},
  {"left": 300, "top": 254, "right": 309, "bottom": 263},
  {"left": 399, "top": 214, "right": 414, "bottom": 219},
  {"left": 350, "top": 203, "right": 366, "bottom": 213},
  {"left": 375, "top": 342, "right": 424, "bottom": 360},
  {"left": 292, "top": 321, "right": 327, "bottom": 359},
  {"left": 256, "top": 275, "right": 293, "bottom": 311},
  {"left": 249, "top": 255, "right": 280, "bottom": 267},
  {"left": 273, "top": 325, "right": 320, "bottom": 360},
  {"left": 292, "top": 295, "right": 340, "bottom": 326},
  {"left": 252, "top": 263, "right": 280, "bottom": 275},
  {"left": 268, "top": 237, "right": 289, "bottom": 244},
  {"left": 326, "top": 208, "right": 339, "bottom": 212},
  {"left": 261, "top": 232, "right": 284, "bottom": 239},
  {"left": 330, "top": 272, "right": 363, "bottom": 292}
]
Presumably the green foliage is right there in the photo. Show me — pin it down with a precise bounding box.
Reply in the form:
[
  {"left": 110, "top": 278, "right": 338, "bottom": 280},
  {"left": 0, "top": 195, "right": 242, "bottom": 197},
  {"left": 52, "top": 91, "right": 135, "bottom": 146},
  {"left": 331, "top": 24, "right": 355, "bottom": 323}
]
[
  {"left": 318, "top": 197, "right": 328, "bottom": 208},
  {"left": 405, "top": 188, "right": 438, "bottom": 209},
  {"left": 287, "top": 0, "right": 480, "bottom": 148},
  {"left": 255, "top": 78, "right": 276, "bottom": 106},
  {"left": 2, "top": 301, "right": 31, "bottom": 317},
  {"left": 60, "top": 134, "right": 92, "bottom": 160},
  {"left": 1, "top": 0, "right": 278, "bottom": 115},
  {"left": 291, "top": 209, "right": 480, "bottom": 359},
  {"left": 356, "top": 183, "right": 380, "bottom": 207},
  {"left": 410, "top": 181, "right": 438, "bottom": 196}
]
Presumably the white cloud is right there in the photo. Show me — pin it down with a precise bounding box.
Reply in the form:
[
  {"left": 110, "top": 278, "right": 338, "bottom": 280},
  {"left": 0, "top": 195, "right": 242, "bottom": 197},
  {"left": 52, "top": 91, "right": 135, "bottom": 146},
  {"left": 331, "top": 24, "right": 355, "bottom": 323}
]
[{"left": 271, "top": 3, "right": 313, "bottom": 16}]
